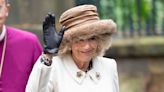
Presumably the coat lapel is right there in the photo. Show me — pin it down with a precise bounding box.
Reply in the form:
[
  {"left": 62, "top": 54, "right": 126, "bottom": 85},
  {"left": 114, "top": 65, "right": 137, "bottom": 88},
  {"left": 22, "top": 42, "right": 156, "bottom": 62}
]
[{"left": 62, "top": 55, "right": 102, "bottom": 84}]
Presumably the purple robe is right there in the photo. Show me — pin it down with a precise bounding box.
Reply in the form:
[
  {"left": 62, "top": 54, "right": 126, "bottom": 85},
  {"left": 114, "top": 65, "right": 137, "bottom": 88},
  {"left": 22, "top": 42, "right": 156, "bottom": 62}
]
[{"left": 0, "top": 26, "right": 42, "bottom": 92}]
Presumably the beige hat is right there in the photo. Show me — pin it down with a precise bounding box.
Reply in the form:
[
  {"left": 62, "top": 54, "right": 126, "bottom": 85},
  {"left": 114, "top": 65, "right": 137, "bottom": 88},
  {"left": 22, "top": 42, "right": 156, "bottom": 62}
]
[{"left": 58, "top": 5, "right": 117, "bottom": 55}]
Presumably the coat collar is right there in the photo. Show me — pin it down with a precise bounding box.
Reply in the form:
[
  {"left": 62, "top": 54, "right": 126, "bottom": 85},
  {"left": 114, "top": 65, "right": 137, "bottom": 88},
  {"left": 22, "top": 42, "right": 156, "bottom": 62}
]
[
  {"left": 62, "top": 55, "right": 102, "bottom": 84},
  {"left": 0, "top": 25, "right": 6, "bottom": 41}
]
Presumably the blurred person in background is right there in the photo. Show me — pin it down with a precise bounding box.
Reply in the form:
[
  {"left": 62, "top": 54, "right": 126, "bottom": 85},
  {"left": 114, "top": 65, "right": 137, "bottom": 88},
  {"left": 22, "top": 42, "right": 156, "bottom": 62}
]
[
  {"left": 26, "top": 5, "right": 119, "bottom": 92},
  {"left": 0, "top": 0, "right": 42, "bottom": 91}
]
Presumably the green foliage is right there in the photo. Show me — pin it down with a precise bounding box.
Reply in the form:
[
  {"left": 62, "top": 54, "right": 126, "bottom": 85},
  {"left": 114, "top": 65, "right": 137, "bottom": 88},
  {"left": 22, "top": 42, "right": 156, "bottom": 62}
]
[
  {"left": 100, "top": 0, "right": 115, "bottom": 19},
  {"left": 99, "top": 0, "right": 164, "bottom": 33}
]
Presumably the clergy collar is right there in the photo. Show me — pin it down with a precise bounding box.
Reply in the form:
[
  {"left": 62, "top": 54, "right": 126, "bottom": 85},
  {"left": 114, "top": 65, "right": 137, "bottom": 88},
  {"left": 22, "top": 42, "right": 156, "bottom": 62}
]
[
  {"left": 0, "top": 25, "right": 6, "bottom": 42},
  {"left": 62, "top": 55, "right": 102, "bottom": 84}
]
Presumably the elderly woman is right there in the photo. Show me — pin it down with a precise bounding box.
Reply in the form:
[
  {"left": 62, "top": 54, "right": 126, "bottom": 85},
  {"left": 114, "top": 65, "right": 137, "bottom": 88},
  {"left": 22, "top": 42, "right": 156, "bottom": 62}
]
[{"left": 26, "top": 5, "right": 119, "bottom": 92}]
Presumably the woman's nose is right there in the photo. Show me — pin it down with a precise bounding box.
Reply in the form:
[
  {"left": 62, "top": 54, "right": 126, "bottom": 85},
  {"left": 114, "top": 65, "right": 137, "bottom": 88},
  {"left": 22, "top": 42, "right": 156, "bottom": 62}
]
[{"left": 83, "top": 41, "right": 91, "bottom": 49}]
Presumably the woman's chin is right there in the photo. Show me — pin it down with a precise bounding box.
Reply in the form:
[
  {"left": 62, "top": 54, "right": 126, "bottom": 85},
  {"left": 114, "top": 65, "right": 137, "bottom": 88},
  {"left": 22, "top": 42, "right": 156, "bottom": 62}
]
[{"left": 80, "top": 54, "right": 93, "bottom": 61}]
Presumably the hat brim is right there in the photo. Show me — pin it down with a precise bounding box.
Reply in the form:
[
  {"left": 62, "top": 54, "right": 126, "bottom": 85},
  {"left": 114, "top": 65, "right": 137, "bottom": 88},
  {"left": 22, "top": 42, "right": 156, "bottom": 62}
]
[{"left": 63, "top": 19, "right": 117, "bottom": 41}]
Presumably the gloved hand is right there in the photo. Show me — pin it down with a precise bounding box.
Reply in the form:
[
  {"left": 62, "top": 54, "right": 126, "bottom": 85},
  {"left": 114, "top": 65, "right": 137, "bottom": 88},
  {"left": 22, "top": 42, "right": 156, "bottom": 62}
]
[{"left": 43, "top": 12, "right": 65, "bottom": 54}]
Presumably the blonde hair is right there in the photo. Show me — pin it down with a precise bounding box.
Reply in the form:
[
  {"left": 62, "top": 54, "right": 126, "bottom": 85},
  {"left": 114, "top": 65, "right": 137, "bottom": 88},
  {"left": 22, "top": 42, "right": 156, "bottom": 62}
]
[{"left": 58, "top": 33, "right": 112, "bottom": 57}]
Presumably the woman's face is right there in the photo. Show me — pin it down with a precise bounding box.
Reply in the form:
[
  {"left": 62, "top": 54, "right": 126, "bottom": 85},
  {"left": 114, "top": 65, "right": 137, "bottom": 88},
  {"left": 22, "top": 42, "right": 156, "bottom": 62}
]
[{"left": 71, "top": 36, "right": 98, "bottom": 63}]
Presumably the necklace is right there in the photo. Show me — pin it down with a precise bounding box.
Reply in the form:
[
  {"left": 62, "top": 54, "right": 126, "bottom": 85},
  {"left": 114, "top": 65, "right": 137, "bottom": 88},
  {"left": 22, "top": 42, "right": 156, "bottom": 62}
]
[{"left": 0, "top": 34, "right": 7, "bottom": 78}]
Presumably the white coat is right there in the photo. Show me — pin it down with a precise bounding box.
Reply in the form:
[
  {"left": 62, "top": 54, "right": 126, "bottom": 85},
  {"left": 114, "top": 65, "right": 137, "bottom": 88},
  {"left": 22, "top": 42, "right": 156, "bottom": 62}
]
[{"left": 26, "top": 55, "right": 119, "bottom": 92}]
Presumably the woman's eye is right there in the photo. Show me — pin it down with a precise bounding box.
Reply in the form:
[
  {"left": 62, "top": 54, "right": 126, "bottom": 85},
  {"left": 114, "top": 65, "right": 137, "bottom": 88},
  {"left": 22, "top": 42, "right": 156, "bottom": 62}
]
[
  {"left": 89, "top": 37, "right": 96, "bottom": 40},
  {"left": 79, "top": 39, "right": 85, "bottom": 42}
]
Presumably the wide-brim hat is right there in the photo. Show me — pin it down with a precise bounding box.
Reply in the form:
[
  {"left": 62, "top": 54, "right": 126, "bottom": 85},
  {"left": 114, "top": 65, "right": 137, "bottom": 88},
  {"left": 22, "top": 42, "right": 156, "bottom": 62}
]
[{"left": 58, "top": 5, "right": 117, "bottom": 56}]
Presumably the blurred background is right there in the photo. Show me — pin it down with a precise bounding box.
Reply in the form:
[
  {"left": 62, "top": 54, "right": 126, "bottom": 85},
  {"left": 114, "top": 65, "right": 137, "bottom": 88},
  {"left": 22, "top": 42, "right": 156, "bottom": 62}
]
[{"left": 6, "top": 0, "right": 164, "bottom": 92}]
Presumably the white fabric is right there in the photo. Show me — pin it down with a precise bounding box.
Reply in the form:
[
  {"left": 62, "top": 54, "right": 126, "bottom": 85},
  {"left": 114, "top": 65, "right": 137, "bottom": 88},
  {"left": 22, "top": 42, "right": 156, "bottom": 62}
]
[
  {"left": 0, "top": 25, "right": 6, "bottom": 41},
  {"left": 26, "top": 55, "right": 119, "bottom": 92}
]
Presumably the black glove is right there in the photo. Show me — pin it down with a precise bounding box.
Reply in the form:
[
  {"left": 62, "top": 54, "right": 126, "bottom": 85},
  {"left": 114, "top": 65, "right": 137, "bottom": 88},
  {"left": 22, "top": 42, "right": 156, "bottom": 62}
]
[{"left": 43, "top": 12, "right": 65, "bottom": 54}]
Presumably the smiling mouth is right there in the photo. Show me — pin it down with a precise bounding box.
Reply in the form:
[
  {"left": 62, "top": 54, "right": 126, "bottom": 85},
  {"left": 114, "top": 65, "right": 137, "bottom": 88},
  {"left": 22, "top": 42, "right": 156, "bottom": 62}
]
[{"left": 81, "top": 50, "right": 93, "bottom": 54}]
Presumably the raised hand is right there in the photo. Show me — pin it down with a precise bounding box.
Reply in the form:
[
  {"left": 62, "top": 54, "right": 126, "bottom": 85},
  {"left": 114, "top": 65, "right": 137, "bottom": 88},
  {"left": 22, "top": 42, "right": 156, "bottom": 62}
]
[{"left": 43, "top": 12, "right": 65, "bottom": 54}]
